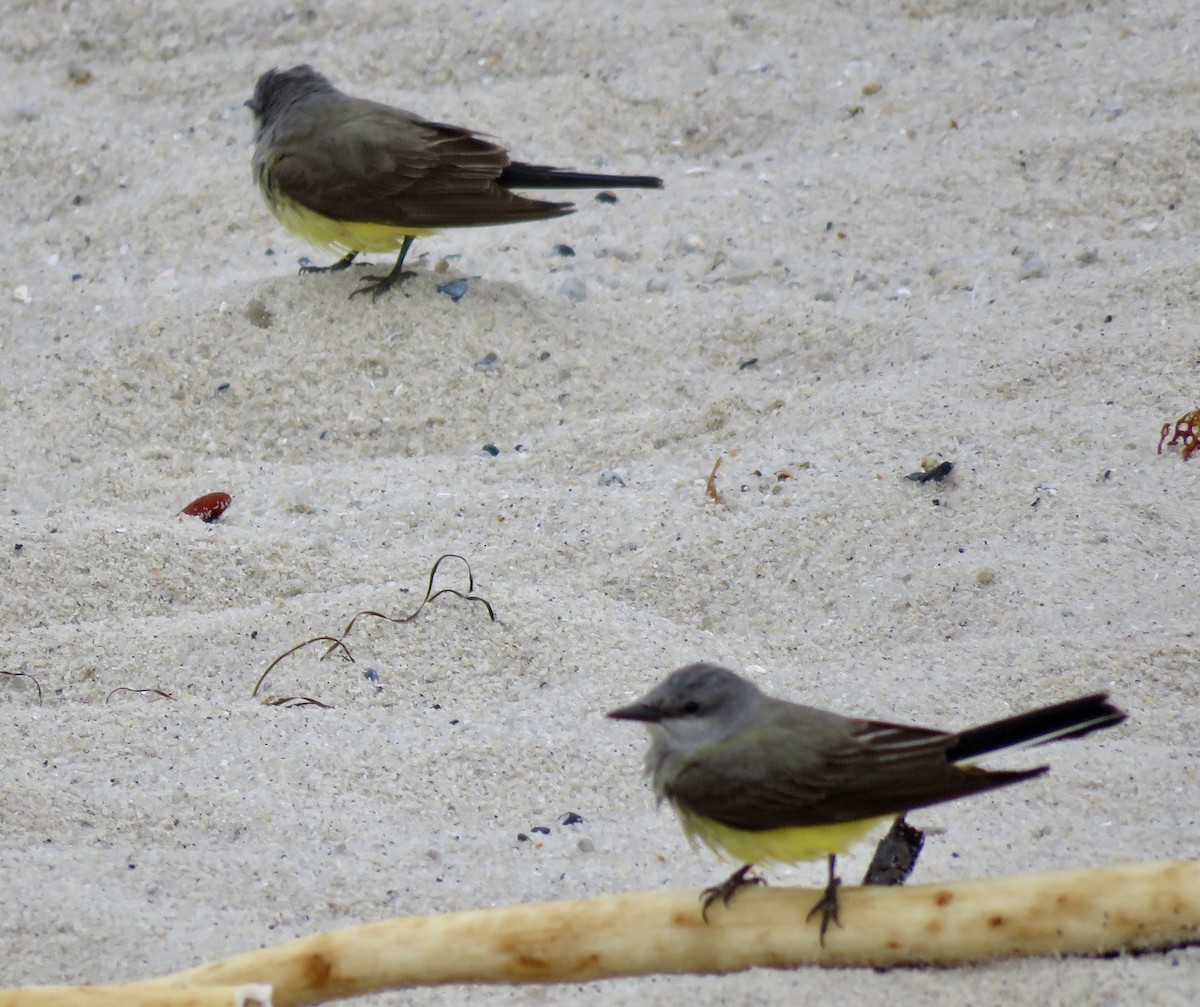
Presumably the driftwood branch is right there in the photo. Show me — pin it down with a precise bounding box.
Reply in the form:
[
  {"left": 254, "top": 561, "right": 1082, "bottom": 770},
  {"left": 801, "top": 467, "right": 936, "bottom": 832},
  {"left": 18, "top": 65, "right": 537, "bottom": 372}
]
[
  {"left": 0, "top": 984, "right": 271, "bottom": 1007},
  {"left": 4, "top": 861, "right": 1196, "bottom": 1007},
  {"left": 163, "top": 860, "right": 1197, "bottom": 1001}
]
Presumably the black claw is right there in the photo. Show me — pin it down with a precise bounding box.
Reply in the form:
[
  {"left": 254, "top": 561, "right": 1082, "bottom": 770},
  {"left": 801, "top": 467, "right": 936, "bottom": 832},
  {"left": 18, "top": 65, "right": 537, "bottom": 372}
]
[
  {"left": 349, "top": 269, "right": 417, "bottom": 301},
  {"left": 699, "top": 864, "right": 765, "bottom": 923},
  {"left": 300, "top": 252, "right": 358, "bottom": 275},
  {"left": 347, "top": 236, "right": 418, "bottom": 300},
  {"left": 806, "top": 855, "right": 843, "bottom": 947}
]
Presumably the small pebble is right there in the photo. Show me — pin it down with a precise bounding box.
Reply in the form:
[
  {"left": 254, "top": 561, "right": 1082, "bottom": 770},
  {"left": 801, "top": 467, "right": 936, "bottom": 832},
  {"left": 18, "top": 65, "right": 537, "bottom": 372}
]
[
  {"left": 906, "top": 460, "right": 954, "bottom": 483},
  {"left": 645, "top": 275, "right": 669, "bottom": 293},
  {"left": 553, "top": 244, "right": 576, "bottom": 257},
  {"left": 437, "top": 278, "right": 469, "bottom": 301},
  {"left": 482, "top": 443, "right": 500, "bottom": 456},
  {"left": 1018, "top": 254, "right": 1049, "bottom": 281},
  {"left": 558, "top": 276, "right": 587, "bottom": 302},
  {"left": 595, "top": 191, "right": 618, "bottom": 204},
  {"left": 474, "top": 351, "right": 500, "bottom": 372},
  {"left": 243, "top": 298, "right": 273, "bottom": 328},
  {"left": 598, "top": 469, "right": 626, "bottom": 487},
  {"left": 596, "top": 246, "right": 634, "bottom": 262}
]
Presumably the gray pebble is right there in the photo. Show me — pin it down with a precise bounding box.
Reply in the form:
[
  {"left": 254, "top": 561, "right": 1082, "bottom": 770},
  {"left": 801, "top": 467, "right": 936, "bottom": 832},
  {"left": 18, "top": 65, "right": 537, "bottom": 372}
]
[
  {"left": 645, "top": 274, "right": 669, "bottom": 293},
  {"left": 596, "top": 246, "right": 634, "bottom": 262},
  {"left": 558, "top": 276, "right": 587, "bottom": 302},
  {"left": 1018, "top": 254, "right": 1049, "bottom": 280}
]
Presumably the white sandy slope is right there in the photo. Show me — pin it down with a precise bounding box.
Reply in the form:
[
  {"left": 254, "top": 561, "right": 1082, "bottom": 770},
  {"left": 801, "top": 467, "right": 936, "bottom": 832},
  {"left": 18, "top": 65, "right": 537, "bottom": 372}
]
[{"left": 1, "top": 1, "right": 1197, "bottom": 1003}]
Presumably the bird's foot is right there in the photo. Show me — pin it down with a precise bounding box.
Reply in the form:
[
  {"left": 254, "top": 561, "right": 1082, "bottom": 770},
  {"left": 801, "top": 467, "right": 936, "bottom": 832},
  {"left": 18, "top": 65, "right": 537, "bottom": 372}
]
[
  {"left": 806, "top": 864, "right": 843, "bottom": 947},
  {"left": 299, "top": 252, "right": 358, "bottom": 274},
  {"left": 349, "top": 269, "right": 416, "bottom": 301},
  {"left": 700, "top": 864, "right": 765, "bottom": 923}
]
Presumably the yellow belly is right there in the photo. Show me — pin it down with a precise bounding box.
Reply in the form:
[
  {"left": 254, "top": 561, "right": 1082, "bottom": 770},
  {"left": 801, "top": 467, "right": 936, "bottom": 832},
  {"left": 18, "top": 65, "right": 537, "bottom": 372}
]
[
  {"left": 675, "top": 804, "right": 891, "bottom": 865},
  {"left": 264, "top": 187, "right": 434, "bottom": 255}
]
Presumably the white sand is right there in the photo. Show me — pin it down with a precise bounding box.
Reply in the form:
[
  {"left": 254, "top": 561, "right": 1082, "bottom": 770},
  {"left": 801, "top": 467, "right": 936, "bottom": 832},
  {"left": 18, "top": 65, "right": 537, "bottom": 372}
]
[{"left": 1, "top": 1, "right": 1197, "bottom": 1003}]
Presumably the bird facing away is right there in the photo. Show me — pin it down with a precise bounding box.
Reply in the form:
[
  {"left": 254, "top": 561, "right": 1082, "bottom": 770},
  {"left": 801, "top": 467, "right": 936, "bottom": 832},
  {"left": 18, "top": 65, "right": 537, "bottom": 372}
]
[
  {"left": 246, "top": 65, "right": 663, "bottom": 300},
  {"left": 608, "top": 662, "right": 1126, "bottom": 945}
]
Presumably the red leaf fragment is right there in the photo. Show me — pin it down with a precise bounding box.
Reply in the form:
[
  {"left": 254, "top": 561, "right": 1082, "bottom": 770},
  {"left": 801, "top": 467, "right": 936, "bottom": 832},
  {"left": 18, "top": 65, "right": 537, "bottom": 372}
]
[
  {"left": 180, "top": 491, "right": 232, "bottom": 522},
  {"left": 1158, "top": 410, "right": 1200, "bottom": 461}
]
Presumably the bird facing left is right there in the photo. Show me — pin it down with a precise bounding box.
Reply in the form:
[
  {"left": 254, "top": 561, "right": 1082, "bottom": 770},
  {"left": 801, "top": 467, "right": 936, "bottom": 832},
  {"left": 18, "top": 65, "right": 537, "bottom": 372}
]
[{"left": 246, "top": 65, "right": 663, "bottom": 300}]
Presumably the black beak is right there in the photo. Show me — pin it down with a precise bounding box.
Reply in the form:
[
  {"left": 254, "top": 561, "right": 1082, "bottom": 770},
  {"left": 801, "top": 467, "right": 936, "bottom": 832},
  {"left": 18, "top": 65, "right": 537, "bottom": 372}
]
[{"left": 607, "top": 701, "right": 661, "bottom": 723}]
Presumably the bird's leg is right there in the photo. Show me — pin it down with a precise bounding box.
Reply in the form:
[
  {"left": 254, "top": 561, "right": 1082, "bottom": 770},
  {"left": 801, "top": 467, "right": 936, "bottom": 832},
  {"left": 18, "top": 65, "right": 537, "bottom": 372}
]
[
  {"left": 699, "top": 863, "right": 765, "bottom": 922},
  {"left": 300, "top": 251, "right": 358, "bottom": 274},
  {"left": 806, "top": 854, "right": 843, "bottom": 947},
  {"left": 862, "top": 815, "right": 925, "bottom": 887},
  {"left": 351, "top": 236, "right": 417, "bottom": 300}
]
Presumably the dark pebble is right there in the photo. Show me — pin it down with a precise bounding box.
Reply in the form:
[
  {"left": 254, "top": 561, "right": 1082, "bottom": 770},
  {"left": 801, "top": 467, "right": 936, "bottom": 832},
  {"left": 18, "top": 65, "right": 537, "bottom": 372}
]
[
  {"left": 437, "top": 278, "right": 469, "bottom": 302},
  {"left": 905, "top": 460, "right": 954, "bottom": 483}
]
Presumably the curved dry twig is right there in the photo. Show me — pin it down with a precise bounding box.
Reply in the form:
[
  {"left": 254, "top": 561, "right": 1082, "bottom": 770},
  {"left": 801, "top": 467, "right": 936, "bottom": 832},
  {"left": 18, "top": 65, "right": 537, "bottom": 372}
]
[
  {"left": 251, "top": 555, "right": 496, "bottom": 701},
  {"left": 318, "top": 554, "right": 496, "bottom": 660},
  {"left": 265, "top": 696, "right": 335, "bottom": 709},
  {"left": 251, "top": 637, "right": 354, "bottom": 699},
  {"left": 105, "top": 687, "right": 175, "bottom": 703},
  {"left": 1, "top": 669, "right": 43, "bottom": 705}
]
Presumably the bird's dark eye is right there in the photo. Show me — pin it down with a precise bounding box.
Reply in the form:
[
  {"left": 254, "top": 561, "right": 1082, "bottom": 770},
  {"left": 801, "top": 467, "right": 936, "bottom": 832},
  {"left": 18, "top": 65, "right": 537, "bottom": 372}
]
[{"left": 682, "top": 700, "right": 701, "bottom": 714}]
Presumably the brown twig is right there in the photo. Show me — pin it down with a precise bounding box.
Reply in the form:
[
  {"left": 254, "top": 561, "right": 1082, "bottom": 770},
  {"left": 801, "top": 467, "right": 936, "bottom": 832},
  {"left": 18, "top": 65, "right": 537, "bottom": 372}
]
[
  {"left": 105, "top": 687, "right": 175, "bottom": 703},
  {"left": 705, "top": 455, "right": 724, "bottom": 502},
  {"left": 1, "top": 669, "right": 43, "bottom": 705},
  {"left": 265, "top": 696, "right": 335, "bottom": 709},
  {"left": 251, "top": 555, "right": 496, "bottom": 700},
  {"left": 250, "top": 638, "right": 354, "bottom": 699}
]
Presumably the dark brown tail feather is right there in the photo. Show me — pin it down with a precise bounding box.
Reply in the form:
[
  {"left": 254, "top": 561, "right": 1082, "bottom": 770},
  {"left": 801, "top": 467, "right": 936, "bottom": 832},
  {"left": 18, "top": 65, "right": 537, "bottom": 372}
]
[
  {"left": 499, "top": 162, "right": 663, "bottom": 190},
  {"left": 947, "top": 693, "right": 1126, "bottom": 764}
]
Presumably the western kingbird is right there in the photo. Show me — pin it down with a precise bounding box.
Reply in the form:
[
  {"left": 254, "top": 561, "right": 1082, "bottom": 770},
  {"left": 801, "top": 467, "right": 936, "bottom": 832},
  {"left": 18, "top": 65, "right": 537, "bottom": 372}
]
[
  {"left": 608, "top": 662, "right": 1125, "bottom": 943},
  {"left": 246, "top": 65, "right": 663, "bottom": 299}
]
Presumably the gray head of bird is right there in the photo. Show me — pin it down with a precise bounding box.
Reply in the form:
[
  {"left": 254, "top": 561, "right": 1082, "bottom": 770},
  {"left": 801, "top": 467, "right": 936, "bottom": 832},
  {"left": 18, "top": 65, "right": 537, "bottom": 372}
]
[
  {"left": 245, "top": 65, "right": 335, "bottom": 127},
  {"left": 607, "top": 662, "right": 767, "bottom": 749}
]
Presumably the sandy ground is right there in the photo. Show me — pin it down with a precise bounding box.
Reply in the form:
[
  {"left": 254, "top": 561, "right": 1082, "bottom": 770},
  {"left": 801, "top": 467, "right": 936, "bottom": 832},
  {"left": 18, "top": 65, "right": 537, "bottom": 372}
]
[{"left": 1, "top": 1, "right": 1197, "bottom": 1003}]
